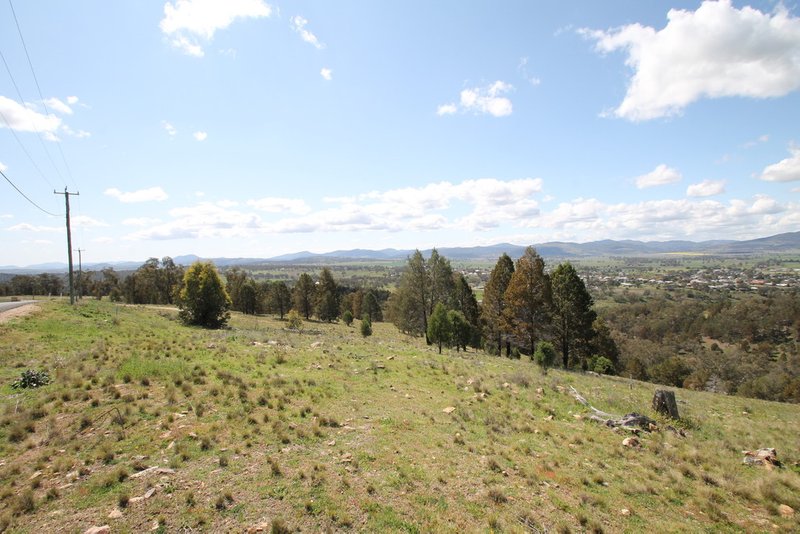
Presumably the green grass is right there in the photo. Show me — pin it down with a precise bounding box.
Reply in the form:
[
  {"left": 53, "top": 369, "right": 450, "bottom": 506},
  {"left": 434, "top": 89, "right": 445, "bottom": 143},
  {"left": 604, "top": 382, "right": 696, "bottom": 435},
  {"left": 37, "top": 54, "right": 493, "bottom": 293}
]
[{"left": 0, "top": 299, "right": 798, "bottom": 532}]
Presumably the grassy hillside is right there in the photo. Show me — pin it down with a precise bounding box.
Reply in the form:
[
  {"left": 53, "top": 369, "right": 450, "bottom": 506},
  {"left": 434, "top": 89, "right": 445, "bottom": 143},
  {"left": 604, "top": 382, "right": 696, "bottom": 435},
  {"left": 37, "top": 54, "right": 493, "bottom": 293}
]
[{"left": 1, "top": 301, "right": 799, "bottom": 533}]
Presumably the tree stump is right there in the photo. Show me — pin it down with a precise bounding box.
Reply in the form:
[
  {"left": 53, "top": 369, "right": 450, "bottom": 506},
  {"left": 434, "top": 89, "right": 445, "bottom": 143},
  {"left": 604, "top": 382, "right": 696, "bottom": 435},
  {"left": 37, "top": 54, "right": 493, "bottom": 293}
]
[{"left": 652, "top": 390, "right": 679, "bottom": 419}]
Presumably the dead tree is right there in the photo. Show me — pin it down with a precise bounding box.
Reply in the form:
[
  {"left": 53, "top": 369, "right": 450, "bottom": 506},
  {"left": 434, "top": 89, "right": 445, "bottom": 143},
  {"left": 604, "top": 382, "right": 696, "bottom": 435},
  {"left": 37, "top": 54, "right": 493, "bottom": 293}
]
[{"left": 652, "top": 389, "right": 679, "bottom": 419}]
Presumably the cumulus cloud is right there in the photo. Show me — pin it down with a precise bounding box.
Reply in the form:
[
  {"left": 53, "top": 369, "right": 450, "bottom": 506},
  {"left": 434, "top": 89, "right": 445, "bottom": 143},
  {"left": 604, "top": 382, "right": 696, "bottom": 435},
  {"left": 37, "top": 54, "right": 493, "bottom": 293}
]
[
  {"left": 104, "top": 187, "right": 169, "bottom": 203},
  {"left": 320, "top": 68, "right": 332, "bottom": 81},
  {"left": 0, "top": 161, "right": 6, "bottom": 172},
  {"left": 126, "top": 202, "right": 263, "bottom": 241},
  {"left": 162, "top": 121, "right": 177, "bottom": 137},
  {"left": 8, "top": 223, "right": 61, "bottom": 233},
  {"left": 581, "top": 1, "right": 800, "bottom": 120},
  {"left": 72, "top": 215, "right": 109, "bottom": 228},
  {"left": 124, "top": 178, "right": 544, "bottom": 240},
  {"left": 532, "top": 195, "right": 795, "bottom": 241},
  {"left": 246, "top": 197, "right": 311, "bottom": 215},
  {"left": 290, "top": 15, "right": 324, "bottom": 49},
  {"left": 759, "top": 146, "right": 800, "bottom": 182},
  {"left": 160, "top": 0, "right": 272, "bottom": 57},
  {"left": 193, "top": 131, "right": 208, "bottom": 141},
  {"left": 0, "top": 96, "right": 61, "bottom": 138},
  {"left": 686, "top": 180, "right": 726, "bottom": 197},
  {"left": 438, "top": 81, "right": 514, "bottom": 117},
  {"left": 635, "top": 164, "right": 682, "bottom": 189},
  {"left": 44, "top": 97, "right": 73, "bottom": 115},
  {"left": 123, "top": 217, "right": 162, "bottom": 227}
]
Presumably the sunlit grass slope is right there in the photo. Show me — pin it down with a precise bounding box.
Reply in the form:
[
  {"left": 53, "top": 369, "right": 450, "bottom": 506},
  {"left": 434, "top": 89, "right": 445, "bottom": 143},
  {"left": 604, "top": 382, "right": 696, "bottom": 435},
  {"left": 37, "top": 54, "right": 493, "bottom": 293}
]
[{"left": 0, "top": 300, "right": 798, "bottom": 533}]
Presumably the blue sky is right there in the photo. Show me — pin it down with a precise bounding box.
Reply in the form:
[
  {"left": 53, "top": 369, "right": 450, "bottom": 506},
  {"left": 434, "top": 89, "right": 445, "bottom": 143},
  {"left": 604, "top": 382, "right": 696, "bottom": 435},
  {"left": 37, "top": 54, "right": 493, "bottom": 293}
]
[{"left": 2, "top": 0, "right": 800, "bottom": 266}]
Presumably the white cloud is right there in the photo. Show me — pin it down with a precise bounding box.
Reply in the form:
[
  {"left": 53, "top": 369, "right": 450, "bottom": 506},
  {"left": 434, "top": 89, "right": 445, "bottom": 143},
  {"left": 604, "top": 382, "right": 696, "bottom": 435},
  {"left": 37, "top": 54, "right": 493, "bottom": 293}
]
[
  {"left": 0, "top": 96, "right": 61, "bottom": 137},
  {"left": 104, "top": 187, "right": 169, "bottom": 203},
  {"left": 687, "top": 180, "right": 726, "bottom": 197},
  {"left": 290, "top": 15, "right": 324, "bottom": 49},
  {"left": 193, "top": 131, "right": 208, "bottom": 141},
  {"left": 73, "top": 215, "right": 109, "bottom": 228},
  {"left": 8, "top": 223, "right": 61, "bottom": 233},
  {"left": 126, "top": 202, "right": 263, "bottom": 241},
  {"left": 532, "top": 195, "right": 796, "bottom": 241},
  {"left": 44, "top": 97, "right": 73, "bottom": 115},
  {"left": 320, "top": 68, "right": 332, "bottom": 81},
  {"left": 581, "top": 1, "right": 800, "bottom": 120},
  {"left": 162, "top": 121, "right": 177, "bottom": 137},
  {"left": 246, "top": 197, "right": 311, "bottom": 215},
  {"left": 436, "top": 103, "right": 457, "bottom": 116},
  {"left": 0, "top": 161, "right": 6, "bottom": 172},
  {"left": 93, "top": 237, "right": 114, "bottom": 245},
  {"left": 759, "top": 146, "right": 800, "bottom": 182},
  {"left": 60, "top": 125, "right": 91, "bottom": 138},
  {"left": 160, "top": 0, "right": 272, "bottom": 57},
  {"left": 634, "top": 164, "right": 682, "bottom": 189},
  {"left": 743, "top": 134, "right": 769, "bottom": 148},
  {"left": 438, "top": 81, "right": 514, "bottom": 117},
  {"left": 123, "top": 217, "right": 162, "bottom": 227},
  {"left": 66, "top": 96, "right": 79, "bottom": 105},
  {"left": 517, "top": 57, "right": 541, "bottom": 86}
]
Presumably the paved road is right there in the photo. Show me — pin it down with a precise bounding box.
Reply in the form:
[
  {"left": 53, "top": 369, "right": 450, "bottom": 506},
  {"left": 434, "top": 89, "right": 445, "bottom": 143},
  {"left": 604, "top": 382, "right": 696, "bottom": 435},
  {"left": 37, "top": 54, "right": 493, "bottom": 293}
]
[{"left": 0, "top": 300, "right": 36, "bottom": 313}]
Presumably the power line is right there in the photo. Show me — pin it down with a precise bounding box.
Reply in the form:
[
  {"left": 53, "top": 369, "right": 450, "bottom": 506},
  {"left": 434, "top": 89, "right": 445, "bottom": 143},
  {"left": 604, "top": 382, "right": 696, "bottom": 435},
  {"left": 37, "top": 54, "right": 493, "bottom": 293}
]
[
  {"left": 7, "top": 0, "right": 75, "bottom": 188},
  {"left": 0, "top": 47, "right": 64, "bottom": 186},
  {"left": 0, "top": 107, "right": 54, "bottom": 187},
  {"left": 0, "top": 167, "right": 58, "bottom": 216}
]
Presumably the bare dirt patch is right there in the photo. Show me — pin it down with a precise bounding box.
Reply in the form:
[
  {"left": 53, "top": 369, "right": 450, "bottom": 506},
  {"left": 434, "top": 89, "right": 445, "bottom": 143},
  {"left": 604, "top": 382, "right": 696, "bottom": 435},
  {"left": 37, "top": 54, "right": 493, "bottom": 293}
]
[{"left": 0, "top": 303, "right": 39, "bottom": 324}]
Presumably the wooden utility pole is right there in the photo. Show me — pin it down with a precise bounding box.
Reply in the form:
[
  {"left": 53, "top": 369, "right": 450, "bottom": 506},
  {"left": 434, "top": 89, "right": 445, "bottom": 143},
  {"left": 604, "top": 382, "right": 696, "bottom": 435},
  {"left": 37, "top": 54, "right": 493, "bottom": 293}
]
[
  {"left": 74, "top": 248, "right": 85, "bottom": 299},
  {"left": 54, "top": 188, "right": 79, "bottom": 304}
]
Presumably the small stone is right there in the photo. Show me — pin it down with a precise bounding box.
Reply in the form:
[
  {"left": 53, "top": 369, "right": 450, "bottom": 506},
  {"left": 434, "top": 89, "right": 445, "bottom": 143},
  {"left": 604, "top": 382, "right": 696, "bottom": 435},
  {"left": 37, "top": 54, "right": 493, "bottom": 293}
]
[
  {"left": 84, "top": 527, "right": 111, "bottom": 534},
  {"left": 545, "top": 415, "right": 554, "bottom": 421},
  {"left": 29, "top": 471, "right": 42, "bottom": 480},
  {"left": 387, "top": 355, "right": 395, "bottom": 360},
  {"left": 442, "top": 406, "right": 456, "bottom": 414},
  {"left": 573, "top": 414, "right": 583, "bottom": 420},
  {"left": 622, "top": 437, "right": 640, "bottom": 448},
  {"left": 167, "top": 440, "right": 175, "bottom": 450},
  {"left": 144, "top": 487, "right": 156, "bottom": 499},
  {"left": 327, "top": 440, "right": 336, "bottom": 446},
  {"left": 778, "top": 504, "right": 794, "bottom": 517},
  {"left": 536, "top": 388, "right": 544, "bottom": 395},
  {"left": 502, "top": 382, "right": 510, "bottom": 388},
  {"left": 620, "top": 508, "right": 631, "bottom": 516},
  {"left": 108, "top": 508, "right": 123, "bottom": 519}
]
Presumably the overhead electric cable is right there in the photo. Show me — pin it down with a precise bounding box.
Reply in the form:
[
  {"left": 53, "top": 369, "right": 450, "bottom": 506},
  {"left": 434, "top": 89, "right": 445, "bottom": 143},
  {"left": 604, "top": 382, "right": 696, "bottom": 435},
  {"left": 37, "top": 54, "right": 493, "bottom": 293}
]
[
  {"left": 0, "top": 167, "right": 58, "bottom": 216},
  {"left": 0, "top": 107, "right": 53, "bottom": 187},
  {"left": 0, "top": 46, "right": 64, "bottom": 186},
  {"left": 8, "top": 0, "right": 75, "bottom": 187}
]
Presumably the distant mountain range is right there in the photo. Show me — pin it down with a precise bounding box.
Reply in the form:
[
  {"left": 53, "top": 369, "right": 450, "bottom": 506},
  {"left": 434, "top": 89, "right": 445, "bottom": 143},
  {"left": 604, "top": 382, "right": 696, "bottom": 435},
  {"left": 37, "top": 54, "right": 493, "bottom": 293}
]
[{"left": 3, "top": 231, "right": 800, "bottom": 274}]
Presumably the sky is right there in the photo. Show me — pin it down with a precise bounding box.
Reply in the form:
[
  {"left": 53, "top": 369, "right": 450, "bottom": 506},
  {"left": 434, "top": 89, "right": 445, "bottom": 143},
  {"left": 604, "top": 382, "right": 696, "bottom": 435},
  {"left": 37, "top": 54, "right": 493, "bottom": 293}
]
[{"left": 1, "top": 0, "right": 800, "bottom": 267}]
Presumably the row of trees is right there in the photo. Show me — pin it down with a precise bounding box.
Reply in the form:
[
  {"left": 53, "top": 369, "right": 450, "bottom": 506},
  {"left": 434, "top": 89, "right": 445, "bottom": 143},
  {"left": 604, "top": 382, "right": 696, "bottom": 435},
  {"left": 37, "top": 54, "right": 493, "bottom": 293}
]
[{"left": 389, "top": 247, "right": 617, "bottom": 372}]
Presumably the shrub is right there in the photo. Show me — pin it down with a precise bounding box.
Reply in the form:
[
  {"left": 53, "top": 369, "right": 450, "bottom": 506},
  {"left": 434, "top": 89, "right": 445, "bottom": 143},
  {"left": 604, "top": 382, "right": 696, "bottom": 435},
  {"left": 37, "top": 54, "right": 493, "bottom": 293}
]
[
  {"left": 177, "top": 262, "right": 231, "bottom": 329},
  {"left": 592, "top": 356, "right": 616, "bottom": 375},
  {"left": 534, "top": 342, "right": 557, "bottom": 374},
  {"left": 360, "top": 316, "right": 372, "bottom": 337},
  {"left": 286, "top": 310, "right": 303, "bottom": 330},
  {"left": 342, "top": 310, "right": 353, "bottom": 327},
  {"left": 11, "top": 370, "right": 51, "bottom": 389}
]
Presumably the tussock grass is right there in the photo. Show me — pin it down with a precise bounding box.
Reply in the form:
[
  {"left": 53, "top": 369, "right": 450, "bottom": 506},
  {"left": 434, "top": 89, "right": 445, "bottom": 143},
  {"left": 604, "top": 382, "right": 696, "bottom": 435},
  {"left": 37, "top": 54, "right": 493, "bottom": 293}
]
[{"left": 0, "top": 299, "right": 798, "bottom": 532}]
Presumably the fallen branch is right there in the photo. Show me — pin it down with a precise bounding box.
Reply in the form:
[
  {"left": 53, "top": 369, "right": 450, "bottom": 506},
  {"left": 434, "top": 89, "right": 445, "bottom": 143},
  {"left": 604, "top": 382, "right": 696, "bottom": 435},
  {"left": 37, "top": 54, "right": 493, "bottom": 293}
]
[{"left": 570, "top": 386, "right": 657, "bottom": 432}]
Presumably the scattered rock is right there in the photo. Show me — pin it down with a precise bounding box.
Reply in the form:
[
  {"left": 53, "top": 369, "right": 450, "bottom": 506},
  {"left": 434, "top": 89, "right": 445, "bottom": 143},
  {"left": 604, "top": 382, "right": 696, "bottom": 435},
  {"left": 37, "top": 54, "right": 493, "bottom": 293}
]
[
  {"left": 326, "top": 440, "right": 336, "bottom": 446},
  {"left": 144, "top": 487, "right": 156, "bottom": 499},
  {"left": 129, "top": 466, "right": 176, "bottom": 479},
  {"left": 340, "top": 453, "right": 353, "bottom": 463},
  {"left": 742, "top": 448, "right": 781, "bottom": 469},
  {"left": 310, "top": 341, "right": 324, "bottom": 349},
  {"left": 620, "top": 508, "right": 631, "bottom": 516},
  {"left": 84, "top": 527, "right": 111, "bottom": 534},
  {"left": 206, "top": 343, "right": 217, "bottom": 349},
  {"left": 622, "top": 437, "right": 640, "bottom": 448},
  {"left": 545, "top": 415, "right": 554, "bottom": 421},
  {"left": 29, "top": 470, "right": 42, "bottom": 481},
  {"left": 166, "top": 441, "right": 175, "bottom": 450},
  {"left": 387, "top": 355, "right": 395, "bottom": 360},
  {"left": 778, "top": 504, "right": 794, "bottom": 517},
  {"left": 442, "top": 406, "right": 456, "bottom": 414},
  {"left": 573, "top": 414, "right": 583, "bottom": 420},
  {"left": 536, "top": 388, "right": 544, "bottom": 395},
  {"left": 502, "top": 382, "right": 510, "bottom": 389},
  {"left": 248, "top": 521, "right": 272, "bottom": 533},
  {"left": 108, "top": 508, "right": 123, "bottom": 519}
]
